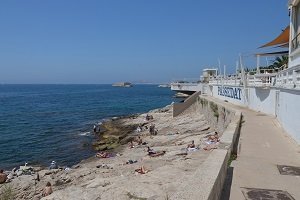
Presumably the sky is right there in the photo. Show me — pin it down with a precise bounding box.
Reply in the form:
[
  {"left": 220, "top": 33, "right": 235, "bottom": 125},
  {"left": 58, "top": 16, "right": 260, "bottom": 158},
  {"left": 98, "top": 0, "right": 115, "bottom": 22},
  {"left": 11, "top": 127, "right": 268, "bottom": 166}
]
[{"left": 0, "top": 0, "right": 289, "bottom": 84}]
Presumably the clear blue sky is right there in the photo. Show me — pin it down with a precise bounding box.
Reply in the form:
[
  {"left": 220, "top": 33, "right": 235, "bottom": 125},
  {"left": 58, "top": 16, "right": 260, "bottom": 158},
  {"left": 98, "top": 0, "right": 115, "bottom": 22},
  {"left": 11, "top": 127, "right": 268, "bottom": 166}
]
[{"left": 0, "top": 0, "right": 289, "bottom": 84}]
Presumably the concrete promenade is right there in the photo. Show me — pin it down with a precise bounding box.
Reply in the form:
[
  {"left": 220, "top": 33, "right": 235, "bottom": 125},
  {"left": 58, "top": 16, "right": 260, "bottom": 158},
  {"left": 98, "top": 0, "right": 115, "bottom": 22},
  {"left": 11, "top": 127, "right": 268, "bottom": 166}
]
[{"left": 226, "top": 104, "right": 300, "bottom": 199}]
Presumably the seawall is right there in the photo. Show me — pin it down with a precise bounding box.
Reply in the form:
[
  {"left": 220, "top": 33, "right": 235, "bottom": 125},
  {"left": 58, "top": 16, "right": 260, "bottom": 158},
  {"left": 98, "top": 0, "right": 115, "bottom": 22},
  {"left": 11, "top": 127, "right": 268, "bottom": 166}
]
[{"left": 171, "top": 94, "right": 242, "bottom": 200}]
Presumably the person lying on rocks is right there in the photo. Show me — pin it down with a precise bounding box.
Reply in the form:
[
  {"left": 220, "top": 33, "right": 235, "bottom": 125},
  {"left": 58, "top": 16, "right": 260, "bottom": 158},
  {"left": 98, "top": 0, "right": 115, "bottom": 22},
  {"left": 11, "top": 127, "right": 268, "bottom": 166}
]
[
  {"left": 42, "top": 182, "right": 53, "bottom": 197},
  {"left": 96, "top": 151, "right": 110, "bottom": 158},
  {"left": 0, "top": 169, "right": 7, "bottom": 184},
  {"left": 6, "top": 168, "right": 16, "bottom": 182},
  {"left": 149, "top": 151, "right": 166, "bottom": 157},
  {"left": 187, "top": 140, "right": 195, "bottom": 148},
  {"left": 205, "top": 132, "right": 220, "bottom": 142},
  {"left": 147, "top": 147, "right": 166, "bottom": 157},
  {"left": 135, "top": 165, "right": 149, "bottom": 174},
  {"left": 208, "top": 132, "right": 220, "bottom": 142},
  {"left": 125, "top": 160, "right": 138, "bottom": 164},
  {"left": 203, "top": 143, "right": 218, "bottom": 151},
  {"left": 96, "top": 164, "right": 113, "bottom": 169},
  {"left": 129, "top": 141, "right": 135, "bottom": 148},
  {"left": 147, "top": 146, "right": 156, "bottom": 155}
]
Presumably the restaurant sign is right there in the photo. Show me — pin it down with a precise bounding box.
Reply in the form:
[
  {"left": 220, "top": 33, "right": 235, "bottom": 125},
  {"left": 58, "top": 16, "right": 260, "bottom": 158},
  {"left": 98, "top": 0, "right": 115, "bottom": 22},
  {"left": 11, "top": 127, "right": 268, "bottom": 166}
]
[{"left": 218, "top": 86, "right": 242, "bottom": 100}]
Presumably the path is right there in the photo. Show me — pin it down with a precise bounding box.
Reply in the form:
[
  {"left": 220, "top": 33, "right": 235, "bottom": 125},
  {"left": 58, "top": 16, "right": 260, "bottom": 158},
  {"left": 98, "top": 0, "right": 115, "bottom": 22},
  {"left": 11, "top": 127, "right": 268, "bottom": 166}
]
[{"left": 226, "top": 104, "right": 300, "bottom": 200}]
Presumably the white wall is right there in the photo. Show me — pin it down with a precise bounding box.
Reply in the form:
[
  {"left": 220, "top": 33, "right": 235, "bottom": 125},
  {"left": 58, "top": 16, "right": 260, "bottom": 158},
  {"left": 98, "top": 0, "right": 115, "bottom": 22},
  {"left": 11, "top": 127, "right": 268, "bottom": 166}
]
[
  {"left": 277, "top": 89, "right": 300, "bottom": 143},
  {"left": 248, "top": 88, "right": 276, "bottom": 116},
  {"left": 171, "top": 83, "right": 202, "bottom": 92},
  {"left": 209, "top": 84, "right": 300, "bottom": 144}
]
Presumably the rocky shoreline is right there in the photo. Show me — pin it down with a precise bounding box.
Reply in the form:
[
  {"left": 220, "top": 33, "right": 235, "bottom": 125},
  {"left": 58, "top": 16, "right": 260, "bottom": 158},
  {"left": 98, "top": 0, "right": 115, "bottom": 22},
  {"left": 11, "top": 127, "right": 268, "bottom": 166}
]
[{"left": 0, "top": 104, "right": 218, "bottom": 200}]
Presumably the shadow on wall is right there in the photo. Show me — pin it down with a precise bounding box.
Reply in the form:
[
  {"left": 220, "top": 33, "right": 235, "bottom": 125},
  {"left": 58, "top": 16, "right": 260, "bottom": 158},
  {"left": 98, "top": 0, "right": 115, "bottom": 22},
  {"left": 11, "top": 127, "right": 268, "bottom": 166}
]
[{"left": 255, "top": 88, "right": 270, "bottom": 101}]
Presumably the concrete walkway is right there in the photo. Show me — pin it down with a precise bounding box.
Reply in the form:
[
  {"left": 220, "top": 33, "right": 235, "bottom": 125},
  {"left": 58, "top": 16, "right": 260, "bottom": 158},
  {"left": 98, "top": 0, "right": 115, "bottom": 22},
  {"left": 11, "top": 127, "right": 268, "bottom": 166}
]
[{"left": 226, "top": 104, "right": 300, "bottom": 200}]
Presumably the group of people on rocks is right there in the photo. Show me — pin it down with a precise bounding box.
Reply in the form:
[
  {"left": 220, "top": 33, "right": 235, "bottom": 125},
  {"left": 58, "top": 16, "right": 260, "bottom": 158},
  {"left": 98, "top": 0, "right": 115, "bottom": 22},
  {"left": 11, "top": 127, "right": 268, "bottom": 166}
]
[
  {"left": 185, "top": 131, "right": 220, "bottom": 151},
  {"left": 93, "top": 111, "right": 221, "bottom": 178},
  {"left": 0, "top": 160, "right": 57, "bottom": 198}
]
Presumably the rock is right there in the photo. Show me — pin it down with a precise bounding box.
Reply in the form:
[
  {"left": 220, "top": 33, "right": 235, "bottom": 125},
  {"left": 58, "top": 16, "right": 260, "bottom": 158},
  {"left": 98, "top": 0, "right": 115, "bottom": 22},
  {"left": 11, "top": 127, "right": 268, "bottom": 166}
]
[
  {"left": 54, "top": 179, "right": 65, "bottom": 186},
  {"left": 41, "top": 169, "right": 60, "bottom": 177},
  {"left": 200, "top": 125, "right": 210, "bottom": 131},
  {"left": 119, "top": 136, "right": 135, "bottom": 145},
  {"left": 16, "top": 170, "right": 23, "bottom": 176},
  {"left": 94, "top": 144, "right": 108, "bottom": 151}
]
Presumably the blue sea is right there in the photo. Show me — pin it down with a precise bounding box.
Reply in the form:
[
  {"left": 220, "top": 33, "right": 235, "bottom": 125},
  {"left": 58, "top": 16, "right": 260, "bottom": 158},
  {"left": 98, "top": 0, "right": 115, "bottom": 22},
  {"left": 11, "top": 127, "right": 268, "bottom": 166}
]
[{"left": 0, "top": 84, "right": 176, "bottom": 170}]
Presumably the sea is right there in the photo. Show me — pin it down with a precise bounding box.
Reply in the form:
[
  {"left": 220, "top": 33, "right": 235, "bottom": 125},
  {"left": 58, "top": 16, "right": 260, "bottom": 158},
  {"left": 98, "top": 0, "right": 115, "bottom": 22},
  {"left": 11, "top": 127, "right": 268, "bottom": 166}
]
[{"left": 0, "top": 84, "right": 177, "bottom": 170}]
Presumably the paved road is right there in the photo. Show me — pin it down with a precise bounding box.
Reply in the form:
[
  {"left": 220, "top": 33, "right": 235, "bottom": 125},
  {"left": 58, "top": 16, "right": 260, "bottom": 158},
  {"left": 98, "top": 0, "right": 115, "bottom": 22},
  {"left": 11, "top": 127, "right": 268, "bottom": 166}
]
[{"left": 227, "top": 105, "right": 300, "bottom": 200}]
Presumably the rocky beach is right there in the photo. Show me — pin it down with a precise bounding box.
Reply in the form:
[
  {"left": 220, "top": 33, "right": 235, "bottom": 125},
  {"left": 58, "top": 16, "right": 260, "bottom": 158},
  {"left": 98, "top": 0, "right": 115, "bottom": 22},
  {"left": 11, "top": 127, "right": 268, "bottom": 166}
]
[{"left": 0, "top": 104, "right": 221, "bottom": 200}]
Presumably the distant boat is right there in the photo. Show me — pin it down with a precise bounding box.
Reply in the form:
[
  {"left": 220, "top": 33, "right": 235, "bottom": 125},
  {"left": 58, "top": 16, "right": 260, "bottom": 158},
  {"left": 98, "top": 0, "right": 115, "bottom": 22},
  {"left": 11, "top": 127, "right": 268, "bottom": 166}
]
[
  {"left": 112, "top": 82, "right": 133, "bottom": 87},
  {"left": 158, "top": 84, "right": 171, "bottom": 88}
]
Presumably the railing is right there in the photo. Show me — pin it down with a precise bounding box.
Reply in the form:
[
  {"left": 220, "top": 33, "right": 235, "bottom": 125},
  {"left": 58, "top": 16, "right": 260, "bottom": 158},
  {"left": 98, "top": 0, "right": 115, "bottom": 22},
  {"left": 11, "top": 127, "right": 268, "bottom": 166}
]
[
  {"left": 208, "top": 74, "right": 275, "bottom": 88},
  {"left": 171, "top": 78, "right": 201, "bottom": 84},
  {"left": 248, "top": 75, "right": 274, "bottom": 87},
  {"left": 275, "top": 65, "right": 300, "bottom": 89},
  {"left": 208, "top": 75, "right": 242, "bottom": 87},
  {"left": 173, "top": 65, "right": 300, "bottom": 91},
  {"left": 170, "top": 82, "right": 203, "bottom": 92},
  {"left": 291, "top": 32, "right": 300, "bottom": 52}
]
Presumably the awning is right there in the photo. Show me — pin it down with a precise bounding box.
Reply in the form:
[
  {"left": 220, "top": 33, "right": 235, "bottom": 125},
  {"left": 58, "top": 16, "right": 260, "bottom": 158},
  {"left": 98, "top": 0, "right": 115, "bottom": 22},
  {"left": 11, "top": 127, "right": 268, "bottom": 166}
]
[
  {"left": 254, "top": 50, "right": 289, "bottom": 56},
  {"left": 259, "top": 26, "right": 290, "bottom": 48}
]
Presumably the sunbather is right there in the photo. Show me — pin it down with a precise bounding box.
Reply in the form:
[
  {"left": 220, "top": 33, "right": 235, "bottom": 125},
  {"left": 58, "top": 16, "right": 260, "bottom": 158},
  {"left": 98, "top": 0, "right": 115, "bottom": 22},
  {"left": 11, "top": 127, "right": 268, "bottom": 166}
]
[
  {"left": 125, "top": 160, "right": 138, "bottom": 164},
  {"left": 42, "top": 182, "right": 53, "bottom": 197},
  {"left": 96, "top": 152, "right": 110, "bottom": 158},
  {"left": 135, "top": 166, "right": 148, "bottom": 174},
  {"left": 203, "top": 144, "right": 218, "bottom": 151},
  {"left": 147, "top": 146, "right": 156, "bottom": 155},
  {"left": 207, "top": 132, "right": 220, "bottom": 142},
  {"left": 149, "top": 151, "right": 166, "bottom": 157},
  {"left": 187, "top": 140, "right": 195, "bottom": 148},
  {"left": 129, "top": 141, "right": 135, "bottom": 148},
  {"left": 147, "top": 147, "right": 166, "bottom": 157},
  {"left": 0, "top": 169, "right": 7, "bottom": 184}
]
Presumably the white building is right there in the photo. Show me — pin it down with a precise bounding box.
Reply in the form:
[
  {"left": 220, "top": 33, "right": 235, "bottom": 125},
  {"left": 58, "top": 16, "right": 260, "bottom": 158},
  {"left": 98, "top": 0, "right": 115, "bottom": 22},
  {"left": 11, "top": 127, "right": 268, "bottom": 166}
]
[{"left": 171, "top": 1, "right": 300, "bottom": 143}]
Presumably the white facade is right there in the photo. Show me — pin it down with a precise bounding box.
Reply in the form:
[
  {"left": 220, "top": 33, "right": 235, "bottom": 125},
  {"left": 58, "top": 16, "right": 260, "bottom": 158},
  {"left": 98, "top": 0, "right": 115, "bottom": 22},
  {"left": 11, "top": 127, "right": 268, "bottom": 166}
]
[
  {"left": 248, "top": 88, "right": 276, "bottom": 116},
  {"left": 276, "top": 88, "right": 300, "bottom": 142},
  {"left": 289, "top": 0, "right": 300, "bottom": 67},
  {"left": 208, "top": 84, "right": 300, "bottom": 143},
  {"left": 171, "top": 83, "right": 203, "bottom": 92},
  {"left": 170, "top": 1, "right": 300, "bottom": 143}
]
